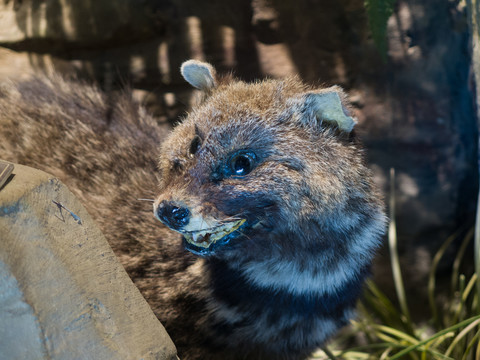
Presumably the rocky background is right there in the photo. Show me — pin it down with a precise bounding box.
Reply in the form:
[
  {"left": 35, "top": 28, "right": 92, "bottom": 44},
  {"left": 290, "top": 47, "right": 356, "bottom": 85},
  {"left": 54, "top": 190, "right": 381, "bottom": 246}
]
[{"left": 0, "top": 0, "right": 477, "bottom": 309}]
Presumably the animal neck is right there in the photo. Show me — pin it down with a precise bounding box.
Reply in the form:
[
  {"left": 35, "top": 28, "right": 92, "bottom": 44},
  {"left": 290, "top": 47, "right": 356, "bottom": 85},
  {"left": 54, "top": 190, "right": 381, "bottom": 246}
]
[
  {"left": 213, "top": 214, "right": 378, "bottom": 296},
  {"left": 206, "top": 256, "right": 366, "bottom": 318}
]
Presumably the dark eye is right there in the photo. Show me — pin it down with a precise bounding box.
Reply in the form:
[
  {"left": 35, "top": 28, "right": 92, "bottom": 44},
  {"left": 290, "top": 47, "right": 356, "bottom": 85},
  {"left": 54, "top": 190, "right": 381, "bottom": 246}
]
[
  {"left": 189, "top": 135, "right": 202, "bottom": 157},
  {"left": 229, "top": 152, "right": 256, "bottom": 176}
]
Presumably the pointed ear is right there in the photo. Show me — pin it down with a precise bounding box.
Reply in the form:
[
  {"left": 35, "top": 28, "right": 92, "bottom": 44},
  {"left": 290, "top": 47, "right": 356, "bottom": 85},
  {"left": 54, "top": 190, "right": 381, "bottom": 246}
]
[
  {"left": 180, "top": 60, "right": 217, "bottom": 91},
  {"left": 302, "top": 86, "right": 356, "bottom": 133}
]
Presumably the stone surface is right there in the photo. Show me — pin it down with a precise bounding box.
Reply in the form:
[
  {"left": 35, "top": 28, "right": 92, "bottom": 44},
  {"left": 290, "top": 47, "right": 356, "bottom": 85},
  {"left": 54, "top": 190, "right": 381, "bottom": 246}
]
[{"left": 0, "top": 161, "right": 177, "bottom": 360}]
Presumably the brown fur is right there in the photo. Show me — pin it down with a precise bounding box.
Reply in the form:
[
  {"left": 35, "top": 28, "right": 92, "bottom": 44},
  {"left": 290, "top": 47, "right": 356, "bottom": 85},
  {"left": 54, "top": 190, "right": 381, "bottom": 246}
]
[{"left": 0, "top": 64, "right": 385, "bottom": 360}]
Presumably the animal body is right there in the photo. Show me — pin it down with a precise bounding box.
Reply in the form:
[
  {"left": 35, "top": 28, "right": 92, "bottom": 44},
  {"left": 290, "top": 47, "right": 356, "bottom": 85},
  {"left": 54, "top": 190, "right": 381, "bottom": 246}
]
[{"left": 0, "top": 60, "right": 386, "bottom": 360}]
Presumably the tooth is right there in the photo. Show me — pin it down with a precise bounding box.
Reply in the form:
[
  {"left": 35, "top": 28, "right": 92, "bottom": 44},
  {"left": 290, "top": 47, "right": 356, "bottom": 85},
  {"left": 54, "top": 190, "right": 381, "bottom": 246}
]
[
  {"left": 183, "top": 219, "right": 246, "bottom": 247},
  {"left": 192, "top": 233, "right": 200, "bottom": 243}
]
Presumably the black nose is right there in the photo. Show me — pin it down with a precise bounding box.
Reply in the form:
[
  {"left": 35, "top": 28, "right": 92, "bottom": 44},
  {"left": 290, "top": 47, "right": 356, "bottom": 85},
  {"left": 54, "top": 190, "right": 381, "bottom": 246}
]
[{"left": 156, "top": 201, "right": 190, "bottom": 230}]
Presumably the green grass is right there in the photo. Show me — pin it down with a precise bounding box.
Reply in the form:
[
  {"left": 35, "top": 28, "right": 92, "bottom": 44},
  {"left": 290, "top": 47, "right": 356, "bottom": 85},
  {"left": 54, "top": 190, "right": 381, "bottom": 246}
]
[{"left": 312, "top": 168, "right": 480, "bottom": 360}]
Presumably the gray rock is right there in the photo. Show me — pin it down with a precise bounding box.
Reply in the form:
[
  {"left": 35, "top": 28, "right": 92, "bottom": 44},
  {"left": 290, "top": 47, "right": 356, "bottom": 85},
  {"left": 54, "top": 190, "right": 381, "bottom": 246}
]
[{"left": 0, "top": 161, "right": 178, "bottom": 360}]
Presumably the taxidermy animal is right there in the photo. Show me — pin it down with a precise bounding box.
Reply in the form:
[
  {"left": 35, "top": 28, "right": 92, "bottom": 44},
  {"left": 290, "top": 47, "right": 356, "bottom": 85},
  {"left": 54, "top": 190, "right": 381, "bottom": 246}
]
[{"left": 0, "top": 60, "right": 386, "bottom": 360}]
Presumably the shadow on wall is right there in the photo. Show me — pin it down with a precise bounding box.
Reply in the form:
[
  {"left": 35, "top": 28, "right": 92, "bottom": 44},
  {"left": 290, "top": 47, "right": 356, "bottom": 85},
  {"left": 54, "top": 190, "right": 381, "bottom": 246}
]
[
  {"left": 1, "top": 0, "right": 255, "bottom": 122},
  {"left": 2, "top": 0, "right": 373, "bottom": 119},
  {"left": 2, "top": 0, "right": 262, "bottom": 101}
]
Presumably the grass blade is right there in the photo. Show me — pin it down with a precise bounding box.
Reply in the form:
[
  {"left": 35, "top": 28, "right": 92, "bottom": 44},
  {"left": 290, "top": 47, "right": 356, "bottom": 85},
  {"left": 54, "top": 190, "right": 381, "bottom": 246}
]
[
  {"left": 451, "top": 228, "right": 474, "bottom": 295},
  {"left": 445, "top": 318, "right": 480, "bottom": 357},
  {"left": 388, "top": 168, "right": 414, "bottom": 335},
  {"left": 461, "top": 327, "right": 480, "bottom": 360},
  {"left": 389, "top": 315, "right": 480, "bottom": 359},
  {"left": 372, "top": 324, "right": 418, "bottom": 344},
  {"left": 428, "top": 230, "right": 459, "bottom": 329},
  {"left": 320, "top": 345, "right": 339, "bottom": 360},
  {"left": 475, "top": 190, "right": 480, "bottom": 315}
]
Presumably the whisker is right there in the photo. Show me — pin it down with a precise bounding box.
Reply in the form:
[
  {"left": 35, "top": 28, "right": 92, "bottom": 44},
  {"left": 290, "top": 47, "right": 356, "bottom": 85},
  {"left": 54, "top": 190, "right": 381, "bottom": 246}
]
[
  {"left": 137, "top": 198, "right": 155, "bottom": 202},
  {"left": 217, "top": 219, "right": 241, "bottom": 224},
  {"left": 218, "top": 216, "right": 243, "bottom": 222},
  {"left": 238, "top": 229, "right": 252, "bottom": 241}
]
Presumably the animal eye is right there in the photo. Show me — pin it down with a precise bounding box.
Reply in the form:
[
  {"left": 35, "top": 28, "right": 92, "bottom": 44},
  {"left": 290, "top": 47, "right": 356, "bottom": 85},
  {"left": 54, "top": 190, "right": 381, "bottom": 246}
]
[
  {"left": 229, "top": 152, "right": 256, "bottom": 176},
  {"left": 189, "top": 135, "right": 202, "bottom": 157}
]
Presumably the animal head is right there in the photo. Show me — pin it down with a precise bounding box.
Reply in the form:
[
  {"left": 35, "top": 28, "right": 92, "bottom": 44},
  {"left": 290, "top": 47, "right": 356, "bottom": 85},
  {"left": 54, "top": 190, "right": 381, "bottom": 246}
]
[{"left": 154, "top": 60, "right": 375, "bottom": 257}]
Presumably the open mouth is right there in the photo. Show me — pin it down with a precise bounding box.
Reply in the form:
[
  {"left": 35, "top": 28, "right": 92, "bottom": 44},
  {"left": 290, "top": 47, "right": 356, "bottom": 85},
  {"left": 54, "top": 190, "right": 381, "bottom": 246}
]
[{"left": 181, "top": 219, "right": 246, "bottom": 255}]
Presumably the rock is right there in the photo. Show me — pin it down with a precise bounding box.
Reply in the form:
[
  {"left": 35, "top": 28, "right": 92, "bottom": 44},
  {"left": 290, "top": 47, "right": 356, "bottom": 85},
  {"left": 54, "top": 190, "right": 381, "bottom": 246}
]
[{"left": 0, "top": 161, "right": 178, "bottom": 360}]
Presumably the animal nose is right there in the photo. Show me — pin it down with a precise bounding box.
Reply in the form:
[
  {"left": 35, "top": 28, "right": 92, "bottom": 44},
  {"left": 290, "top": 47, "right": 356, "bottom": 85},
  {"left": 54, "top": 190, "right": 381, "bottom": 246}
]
[{"left": 156, "top": 201, "right": 191, "bottom": 230}]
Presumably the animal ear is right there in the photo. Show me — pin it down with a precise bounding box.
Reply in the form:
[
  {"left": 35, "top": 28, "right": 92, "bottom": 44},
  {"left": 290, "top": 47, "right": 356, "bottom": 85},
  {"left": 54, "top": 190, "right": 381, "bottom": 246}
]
[
  {"left": 180, "top": 60, "right": 217, "bottom": 91},
  {"left": 301, "top": 87, "right": 356, "bottom": 133}
]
